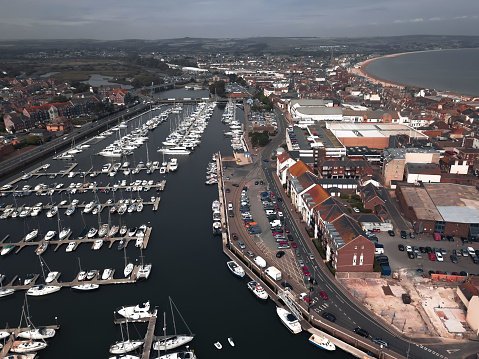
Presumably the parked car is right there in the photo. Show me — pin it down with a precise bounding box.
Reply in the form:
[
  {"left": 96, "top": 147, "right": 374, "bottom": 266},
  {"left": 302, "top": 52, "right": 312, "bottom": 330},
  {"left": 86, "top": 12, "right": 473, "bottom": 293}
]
[
  {"left": 450, "top": 255, "right": 458, "bottom": 264},
  {"left": 276, "top": 251, "right": 285, "bottom": 258},
  {"left": 400, "top": 230, "right": 407, "bottom": 239},
  {"left": 231, "top": 233, "right": 238, "bottom": 241},
  {"left": 407, "top": 251, "right": 415, "bottom": 259},
  {"left": 246, "top": 250, "right": 254, "bottom": 257},
  {"left": 436, "top": 252, "right": 444, "bottom": 262},
  {"left": 302, "top": 266, "right": 310, "bottom": 276},
  {"left": 388, "top": 230, "right": 395, "bottom": 237},
  {"left": 398, "top": 244, "right": 405, "bottom": 251},
  {"left": 409, "top": 232, "right": 415, "bottom": 239},
  {"left": 237, "top": 241, "right": 246, "bottom": 249},
  {"left": 321, "top": 312, "right": 336, "bottom": 322},
  {"left": 291, "top": 242, "right": 297, "bottom": 248},
  {"left": 353, "top": 207, "right": 360, "bottom": 213},
  {"left": 428, "top": 252, "right": 436, "bottom": 261}
]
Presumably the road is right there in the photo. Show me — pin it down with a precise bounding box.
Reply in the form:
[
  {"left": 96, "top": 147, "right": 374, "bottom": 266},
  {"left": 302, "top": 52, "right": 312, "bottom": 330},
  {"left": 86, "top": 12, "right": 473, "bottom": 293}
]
[{"left": 253, "top": 109, "right": 461, "bottom": 359}]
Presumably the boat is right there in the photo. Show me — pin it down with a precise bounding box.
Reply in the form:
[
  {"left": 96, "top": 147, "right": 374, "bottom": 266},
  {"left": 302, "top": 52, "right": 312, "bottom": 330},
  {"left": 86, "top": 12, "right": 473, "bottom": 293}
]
[
  {"left": 308, "top": 333, "right": 336, "bottom": 351},
  {"left": 228, "top": 337, "right": 235, "bottom": 347},
  {"left": 72, "top": 283, "right": 100, "bottom": 291},
  {"left": 44, "top": 230, "right": 56, "bottom": 241},
  {"left": 24, "top": 229, "right": 38, "bottom": 242},
  {"left": 214, "top": 342, "right": 222, "bottom": 349},
  {"left": 59, "top": 227, "right": 71, "bottom": 241},
  {"left": 87, "top": 227, "right": 98, "bottom": 238},
  {"left": 35, "top": 242, "right": 48, "bottom": 255},
  {"left": 10, "top": 340, "right": 47, "bottom": 353},
  {"left": 118, "top": 238, "right": 126, "bottom": 250},
  {"left": 27, "top": 284, "right": 61, "bottom": 296},
  {"left": 46, "top": 206, "right": 58, "bottom": 218},
  {"left": 128, "top": 227, "right": 137, "bottom": 237},
  {"left": 154, "top": 351, "right": 196, "bottom": 359},
  {"left": 212, "top": 221, "right": 222, "bottom": 235},
  {"left": 153, "top": 298, "right": 195, "bottom": 352},
  {"left": 45, "top": 271, "right": 58, "bottom": 283},
  {"left": 135, "top": 236, "right": 144, "bottom": 248},
  {"left": 98, "top": 224, "right": 109, "bottom": 237},
  {"left": 169, "top": 158, "right": 179, "bottom": 171},
  {"left": 24, "top": 274, "right": 36, "bottom": 286},
  {"left": 102, "top": 268, "right": 113, "bottom": 280},
  {"left": 117, "top": 301, "right": 154, "bottom": 320},
  {"left": 120, "top": 225, "right": 128, "bottom": 236},
  {"left": 276, "top": 307, "right": 302, "bottom": 334},
  {"left": 226, "top": 260, "right": 245, "bottom": 278},
  {"left": 0, "top": 331, "right": 10, "bottom": 339},
  {"left": 247, "top": 281, "right": 269, "bottom": 301},
  {"left": 65, "top": 242, "right": 75, "bottom": 252},
  {"left": 109, "top": 340, "right": 143, "bottom": 354},
  {"left": 1, "top": 244, "right": 15, "bottom": 256},
  {"left": 137, "top": 263, "right": 151, "bottom": 280},
  {"left": 0, "top": 287, "right": 14, "bottom": 297},
  {"left": 86, "top": 269, "right": 98, "bottom": 280},
  {"left": 109, "top": 225, "right": 120, "bottom": 237},
  {"left": 18, "top": 327, "right": 56, "bottom": 339},
  {"left": 124, "top": 263, "right": 134, "bottom": 277},
  {"left": 212, "top": 200, "right": 220, "bottom": 211}
]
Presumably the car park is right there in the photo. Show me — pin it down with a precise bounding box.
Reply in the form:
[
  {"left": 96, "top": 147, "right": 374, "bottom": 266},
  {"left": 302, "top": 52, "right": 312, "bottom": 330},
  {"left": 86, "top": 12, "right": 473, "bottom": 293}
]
[
  {"left": 321, "top": 312, "right": 336, "bottom": 322},
  {"left": 353, "top": 327, "right": 369, "bottom": 338}
]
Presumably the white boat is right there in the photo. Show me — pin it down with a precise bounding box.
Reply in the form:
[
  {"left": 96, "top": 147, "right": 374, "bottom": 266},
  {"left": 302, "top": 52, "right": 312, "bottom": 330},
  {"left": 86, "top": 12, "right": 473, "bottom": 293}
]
[
  {"left": 109, "top": 340, "right": 143, "bottom": 354},
  {"left": 214, "top": 342, "right": 222, "bottom": 349},
  {"left": 1, "top": 244, "right": 15, "bottom": 256},
  {"left": 228, "top": 337, "right": 235, "bottom": 347},
  {"left": 72, "top": 283, "right": 100, "bottom": 291},
  {"left": 10, "top": 340, "right": 47, "bottom": 353},
  {"left": 45, "top": 271, "right": 58, "bottom": 283},
  {"left": 226, "top": 260, "right": 245, "bottom": 278},
  {"left": 87, "top": 227, "right": 98, "bottom": 238},
  {"left": 59, "top": 227, "right": 71, "bottom": 240},
  {"left": 154, "top": 351, "right": 196, "bottom": 359},
  {"left": 276, "top": 307, "right": 302, "bottom": 334},
  {"left": 77, "top": 270, "right": 87, "bottom": 281},
  {"left": 18, "top": 327, "right": 56, "bottom": 339},
  {"left": 135, "top": 236, "right": 144, "bottom": 248},
  {"left": 128, "top": 227, "right": 137, "bottom": 237},
  {"left": 86, "top": 269, "right": 98, "bottom": 280},
  {"left": 46, "top": 206, "right": 58, "bottom": 218},
  {"left": 93, "top": 239, "right": 103, "bottom": 250},
  {"left": 66, "top": 242, "right": 75, "bottom": 252},
  {"left": 120, "top": 225, "right": 128, "bottom": 236},
  {"left": 308, "top": 333, "right": 336, "bottom": 351},
  {"left": 212, "top": 200, "right": 220, "bottom": 211},
  {"left": 109, "top": 225, "right": 120, "bottom": 237},
  {"left": 102, "top": 268, "right": 113, "bottom": 280},
  {"left": 98, "top": 224, "right": 109, "bottom": 237},
  {"left": 35, "top": 242, "right": 48, "bottom": 255},
  {"left": 44, "top": 230, "right": 56, "bottom": 241},
  {"left": 27, "top": 284, "right": 61, "bottom": 296},
  {"left": 124, "top": 263, "right": 134, "bottom": 277},
  {"left": 0, "top": 288, "right": 15, "bottom": 297},
  {"left": 137, "top": 263, "right": 151, "bottom": 280},
  {"left": 247, "top": 281, "right": 269, "bottom": 301},
  {"left": 0, "top": 331, "right": 10, "bottom": 339},
  {"left": 169, "top": 158, "right": 179, "bottom": 171},
  {"left": 117, "top": 301, "right": 153, "bottom": 320},
  {"left": 158, "top": 147, "right": 191, "bottom": 155}
]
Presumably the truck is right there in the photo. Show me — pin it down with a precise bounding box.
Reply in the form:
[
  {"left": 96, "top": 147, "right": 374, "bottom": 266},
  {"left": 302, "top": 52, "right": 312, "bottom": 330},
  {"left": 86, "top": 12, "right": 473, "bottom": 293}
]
[
  {"left": 374, "top": 243, "right": 384, "bottom": 255},
  {"left": 265, "top": 266, "right": 282, "bottom": 281}
]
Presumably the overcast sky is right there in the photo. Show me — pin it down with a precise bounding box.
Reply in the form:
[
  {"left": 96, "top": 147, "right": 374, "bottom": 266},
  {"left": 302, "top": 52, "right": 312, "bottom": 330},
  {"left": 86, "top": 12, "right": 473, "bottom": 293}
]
[{"left": 1, "top": 0, "right": 478, "bottom": 40}]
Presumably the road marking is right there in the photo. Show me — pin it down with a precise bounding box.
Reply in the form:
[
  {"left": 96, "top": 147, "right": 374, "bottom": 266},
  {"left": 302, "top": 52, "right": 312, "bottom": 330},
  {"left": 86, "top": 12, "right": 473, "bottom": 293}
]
[{"left": 446, "top": 349, "right": 459, "bottom": 354}]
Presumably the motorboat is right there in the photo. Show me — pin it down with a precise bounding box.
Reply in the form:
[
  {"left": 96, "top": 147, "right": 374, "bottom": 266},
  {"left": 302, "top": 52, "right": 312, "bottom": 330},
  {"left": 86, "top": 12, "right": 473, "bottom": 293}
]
[
  {"left": 35, "top": 242, "right": 48, "bottom": 255},
  {"left": 128, "top": 227, "right": 137, "bottom": 237},
  {"left": 93, "top": 239, "right": 103, "bottom": 250},
  {"left": 102, "top": 268, "right": 113, "bottom": 280},
  {"left": 0, "top": 288, "right": 15, "bottom": 297},
  {"left": 46, "top": 206, "right": 58, "bottom": 218},
  {"left": 98, "top": 224, "right": 109, "bottom": 237},
  {"left": 66, "top": 242, "right": 75, "bottom": 252},
  {"left": 226, "top": 260, "right": 245, "bottom": 278},
  {"left": 77, "top": 270, "right": 87, "bottom": 281},
  {"left": 276, "top": 307, "right": 302, "bottom": 334},
  {"left": 117, "top": 301, "right": 154, "bottom": 320},
  {"left": 18, "top": 327, "right": 56, "bottom": 339},
  {"left": 155, "top": 351, "right": 196, "bottom": 359},
  {"left": 0, "top": 331, "right": 10, "bottom": 339},
  {"left": 1, "top": 244, "right": 15, "bottom": 256},
  {"left": 59, "top": 227, "right": 71, "bottom": 241},
  {"left": 24, "top": 274, "right": 36, "bottom": 286},
  {"left": 247, "top": 281, "right": 269, "bottom": 300},
  {"left": 72, "top": 283, "right": 100, "bottom": 291},
  {"left": 214, "top": 342, "right": 222, "bottom": 349},
  {"left": 87, "top": 227, "right": 98, "bottom": 238},
  {"left": 44, "top": 230, "right": 57, "bottom": 241},
  {"left": 137, "top": 263, "right": 151, "bottom": 279},
  {"left": 212, "top": 200, "right": 220, "bottom": 211},
  {"left": 86, "top": 269, "right": 98, "bottom": 280},
  {"left": 10, "top": 340, "right": 47, "bottom": 353},
  {"left": 135, "top": 236, "right": 144, "bottom": 248},
  {"left": 124, "top": 263, "right": 134, "bottom": 277},
  {"left": 228, "top": 337, "right": 235, "bottom": 347},
  {"left": 109, "top": 340, "right": 143, "bottom": 354},
  {"left": 27, "top": 284, "right": 61, "bottom": 296},
  {"left": 212, "top": 221, "right": 222, "bottom": 235},
  {"left": 308, "top": 333, "right": 336, "bottom": 351},
  {"left": 120, "top": 225, "right": 128, "bottom": 236},
  {"left": 118, "top": 238, "right": 126, "bottom": 250},
  {"left": 45, "top": 271, "right": 58, "bottom": 283},
  {"left": 138, "top": 224, "right": 147, "bottom": 234}
]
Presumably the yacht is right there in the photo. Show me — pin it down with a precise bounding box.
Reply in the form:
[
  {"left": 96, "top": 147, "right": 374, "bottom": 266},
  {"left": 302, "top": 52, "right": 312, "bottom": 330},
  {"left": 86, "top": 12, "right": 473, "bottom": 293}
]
[
  {"left": 66, "top": 242, "right": 76, "bottom": 252},
  {"left": 93, "top": 239, "right": 103, "bottom": 250},
  {"left": 87, "top": 227, "right": 98, "bottom": 238},
  {"left": 308, "top": 333, "right": 336, "bottom": 351},
  {"left": 44, "top": 230, "right": 57, "bottom": 241},
  {"left": 86, "top": 269, "right": 98, "bottom": 280},
  {"left": 77, "top": 270, "right": 87, "bottom": 281},
  {"left": 169, "top": 158, "right": 179, "bottom": 171},
  {"left": 18, "top": 327, "right": 56, "bottom": 339},
  {"left": 109, "top": 225, "right": 120, "bottom": 237},
  {"left": 154, "top": 351, "right": 196, "bottom": 359},
  {"left": 45, "top": 271, "right": 58, "bottom": 283},
  {"left": 276, "top": 307, "right": 302, "bottom": 334},
  {"left": 1, "top": 244, "right": 15, "bottom": 256},
  {"left": 158, "top": 147, "right": 191, "bottom": 155},
  {"left": 226, "top": 260, "right": 245, "bottom": 278},
  {"left": 46, "top": 206, "right": 58, "bottom": 218},
  {"left": 117, "top": 301, "right": 154, "bottom": 320},
  {"left": 212, "top": 200, "right": 220, "bottom": 212},
  {"left": 124, "top": 263, "right": 134, "bottom": 277},
  {"left": 135, "top": 236, "right": 144, "bottom": 248},
  {"left": 27, "top": 284, "right": 61, "bottom": 296},
  {"left": 98, "top": 224, "right": 109, "bottom": 238},
  {"left": 120, "top": 225, "right": 128, "bottom": 236},
  {"left": 59, "top": 227, "right": 71, "bottom": 241},
  {"left": 102, "top": 268, "right": 113, "bottom": 280},
  {"left": 109, "top": 340, "right": 143, "bottom": 355},
  {"left": 247, "top": 281, "right": 269, "bottom": 301},
  {"left": 137, "top": 263, "right": 151, "bottom": 279},
  {"left": 153, "top": 335, "right": 195, "bottom": 352},
  {"left": 35, "top": 242, "right": 48, "bottom": 255},
  {"left": 128, "top": 227, "right": 138, "bottom": 237},
  {"left": 10, "top": 340, "right": 47, "bottom": 353},
  {"left": 72, "top": 283, "right": 100, "bottom": 291},
  {"left": 0, "top": 288, "right": 15, "bottom": 297}
]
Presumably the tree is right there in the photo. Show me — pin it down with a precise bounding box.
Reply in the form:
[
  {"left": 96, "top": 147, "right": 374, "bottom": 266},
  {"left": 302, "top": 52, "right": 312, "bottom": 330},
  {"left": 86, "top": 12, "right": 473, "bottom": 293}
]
[
  {"left": 209, "top": 80, "right": 225, "bottom": 97},
  {"left": 26, "top": 135, "right": 41, "bottom": 145},
  {"left": 49, "top": 95, "right": 68, "bottom": 103}
]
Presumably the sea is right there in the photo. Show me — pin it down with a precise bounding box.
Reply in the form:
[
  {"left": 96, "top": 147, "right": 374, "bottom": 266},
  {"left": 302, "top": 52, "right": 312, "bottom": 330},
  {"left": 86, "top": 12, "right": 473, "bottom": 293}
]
[
  {"left": 0, "top": 89, "right": 354, "bottom": 359},
  {"left": 365, "top": 48, "right": 479, "bottom": 97}
]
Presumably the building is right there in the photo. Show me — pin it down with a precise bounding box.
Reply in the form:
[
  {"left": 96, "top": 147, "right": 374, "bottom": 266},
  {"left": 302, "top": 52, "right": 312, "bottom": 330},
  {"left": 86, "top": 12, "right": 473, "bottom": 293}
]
[
  {"left": 456, "top": 276, "right": 479, "bottom": 334},
  {"left": 404, "top": 163, "right": 442, "bottom": 184},
  {"left": 360, "top": 183, "right": 385, "bottom": 211},
  {"left": 318, "top": 158, "right": 373, "bottom": 179},
  {"left": 396, "top": 183, "right": 479, "bottom": 237},
  {"left": 3, "top": 113, "right": 36, "bottom": 133},
  {"left": 46, "top": 117, "right": 73, "bottom": 133}
]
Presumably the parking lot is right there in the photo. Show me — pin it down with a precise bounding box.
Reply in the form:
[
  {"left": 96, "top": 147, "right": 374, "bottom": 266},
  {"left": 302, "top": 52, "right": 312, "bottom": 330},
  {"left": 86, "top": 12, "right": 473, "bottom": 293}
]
[{"left": 373, "top": 230, "right": 479, "bottom": 276}]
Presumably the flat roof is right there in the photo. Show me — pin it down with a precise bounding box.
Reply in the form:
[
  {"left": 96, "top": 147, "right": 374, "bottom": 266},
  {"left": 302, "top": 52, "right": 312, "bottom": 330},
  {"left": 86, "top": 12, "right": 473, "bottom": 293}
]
[
  {"left": 424, "top": 183, "right": 479, "bottom": 208},
  {"left": 400, "top": 187, "right": 443, "bottom": 222},
  {"left": 437, "top": 206, "right": 479, "bottom": 224},
  {"left": 327, "top": 123, "right": 428, "bottom": 139}
]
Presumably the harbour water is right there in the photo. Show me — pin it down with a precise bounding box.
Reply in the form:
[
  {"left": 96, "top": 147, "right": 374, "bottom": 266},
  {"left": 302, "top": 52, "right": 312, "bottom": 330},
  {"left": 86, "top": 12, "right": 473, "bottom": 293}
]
[
  {"left": 366, "top": 48, "right": 479, "bottom": 97},
  {"left": 0, "top": 96, "right": 354, "bottom": 358},
  {"left": 82, "top": 73, "right": 133, "bottom": 89}
]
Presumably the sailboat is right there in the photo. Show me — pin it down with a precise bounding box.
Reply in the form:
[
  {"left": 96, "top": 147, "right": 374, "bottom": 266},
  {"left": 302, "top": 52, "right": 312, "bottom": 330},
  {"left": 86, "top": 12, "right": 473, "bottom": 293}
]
[
  {"left": 27, "top": 255, "right": 61, "bottom": 296},
  {"left": 109, "top": 322, "right": 143, "bottom": 354},
  {"left": 123, "top": 247, "right": 134, "bottom": 278},
  {"left": 0, "top": 275, "right": 14, "bottom": 297},
  {"left": 17, "top": 297, "right": 56, "bottom": 339},
  {"left": 137, "top": 248, "right": 152, "bottom": 280},
  {"left": 153, "top": 297, "right": 195, "bottom": 352}
]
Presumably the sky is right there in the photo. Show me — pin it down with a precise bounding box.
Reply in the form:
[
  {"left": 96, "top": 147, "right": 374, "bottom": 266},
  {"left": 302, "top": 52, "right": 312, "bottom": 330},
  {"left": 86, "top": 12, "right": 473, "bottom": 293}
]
[{"left": 0, "top": 0, "right": 478, "bottom": 40}]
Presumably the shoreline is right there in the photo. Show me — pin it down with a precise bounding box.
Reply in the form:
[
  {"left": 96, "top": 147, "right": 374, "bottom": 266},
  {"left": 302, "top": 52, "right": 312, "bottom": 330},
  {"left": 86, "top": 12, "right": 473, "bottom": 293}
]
[{"left": 349, "top": 49, "right": 477, "bottom": 100}]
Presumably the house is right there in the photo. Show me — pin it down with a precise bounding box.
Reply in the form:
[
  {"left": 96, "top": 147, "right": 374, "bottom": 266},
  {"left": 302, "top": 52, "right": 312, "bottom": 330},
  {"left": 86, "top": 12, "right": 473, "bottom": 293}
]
[
  {"left": 360, "top": 183, "right": 385, "bottom": 211},
  {"left": 108, "top": 89, "right": 131, "bottom": 106},
  {"left": 3, "top": 113, "right": 36, "bottom": 133},
  {"left": 46, "top": 117, "right": 73, "bottom": 134},
  {"left": 276, "top": 151, "right": 298, "bottom": 185}
]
